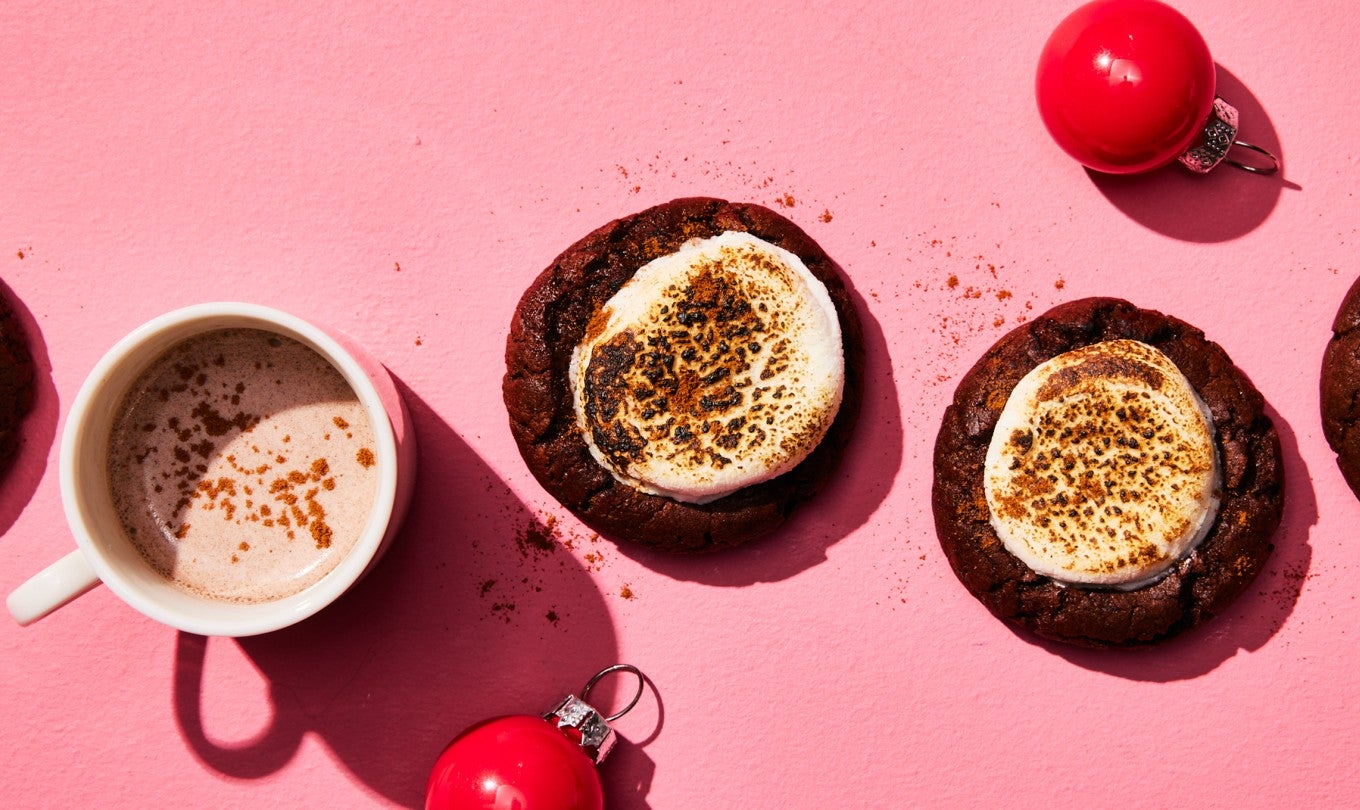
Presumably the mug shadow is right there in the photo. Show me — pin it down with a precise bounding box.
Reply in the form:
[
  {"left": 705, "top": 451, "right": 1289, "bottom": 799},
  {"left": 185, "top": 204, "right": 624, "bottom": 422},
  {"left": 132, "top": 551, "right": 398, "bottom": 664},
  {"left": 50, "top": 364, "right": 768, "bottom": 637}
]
[
  {"left": 173, "top": 380, "right": 623, "bottom": 807},
  {"left": 1020, "top": 403, "right": 1315, "bottom": 681},
  {"left": 1088, "top": 65, "right": 1297, "bottom": 243},
  {"left": 0, "top": 279, "right": 58, "bottom": 538},
  {"left": 614, "top": 283, "right": 903, "bottom": 585}
]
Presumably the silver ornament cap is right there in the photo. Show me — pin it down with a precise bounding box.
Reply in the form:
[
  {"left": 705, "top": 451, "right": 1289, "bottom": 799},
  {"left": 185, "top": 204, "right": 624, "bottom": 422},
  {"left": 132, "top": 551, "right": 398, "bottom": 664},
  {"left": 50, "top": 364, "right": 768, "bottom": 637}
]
[
  {"left": 1179, "top": 96, "right": 1279, "bottom": 175},
  {"left": 1179, "top": 97, "right": 1239, "bottom": 173},
  {"left": 544, "top": 695, "right": 616, "bottom": 763},
  {"left": 542, "top": 664, "right": 646, "bottom": 765}
]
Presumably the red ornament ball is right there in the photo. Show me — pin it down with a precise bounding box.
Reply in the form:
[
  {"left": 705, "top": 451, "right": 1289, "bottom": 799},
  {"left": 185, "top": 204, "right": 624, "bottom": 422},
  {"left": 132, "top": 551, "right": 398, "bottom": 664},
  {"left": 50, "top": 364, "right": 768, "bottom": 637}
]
[
  {"left": 425, "top": 715, "right": 604, "bottom": 810},
  {"left": 1036, "top": 0, "right": 1216, "bottom": 174}
]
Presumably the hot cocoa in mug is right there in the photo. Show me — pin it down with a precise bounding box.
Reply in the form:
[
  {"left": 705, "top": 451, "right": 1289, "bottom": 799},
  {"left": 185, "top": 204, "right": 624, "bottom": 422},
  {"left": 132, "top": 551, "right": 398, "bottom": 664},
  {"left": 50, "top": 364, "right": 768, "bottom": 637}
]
[
  {"left": 7, "top": 304, "right": 415, "bottom": 636},
  {"left": 108, "top": 328, "right": 382, "bottom": 604}
]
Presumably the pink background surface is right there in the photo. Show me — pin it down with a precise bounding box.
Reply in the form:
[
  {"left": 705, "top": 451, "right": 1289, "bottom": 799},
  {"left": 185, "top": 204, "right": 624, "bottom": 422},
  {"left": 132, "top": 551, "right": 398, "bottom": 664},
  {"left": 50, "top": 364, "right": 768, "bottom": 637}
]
[{"left": 3, "top": 1, "right": 1359, "bottom": 806}]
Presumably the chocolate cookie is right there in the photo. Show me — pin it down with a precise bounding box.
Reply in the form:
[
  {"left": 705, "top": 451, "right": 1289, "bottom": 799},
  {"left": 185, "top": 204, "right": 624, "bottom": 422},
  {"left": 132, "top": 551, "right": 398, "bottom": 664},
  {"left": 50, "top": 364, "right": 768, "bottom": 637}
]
[
  {"left": 0, "top": 284, "right": 36, "bottom": 477},
  {"left": 932, "top": 298, "right": 1282, "bottom": 647},
  {"left": 1320, "top": 276, "right": 1360, "bottom": 497},
  {"left": 504, "top": 198, "right": 863, "bottom": 552}
]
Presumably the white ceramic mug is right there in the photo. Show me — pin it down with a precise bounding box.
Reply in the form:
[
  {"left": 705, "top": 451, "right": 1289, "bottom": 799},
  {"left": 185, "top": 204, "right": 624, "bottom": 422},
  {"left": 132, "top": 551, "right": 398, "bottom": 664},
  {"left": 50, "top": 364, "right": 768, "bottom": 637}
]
[{"left": 6, "top": 303, "right": 416, "bottom": 636}]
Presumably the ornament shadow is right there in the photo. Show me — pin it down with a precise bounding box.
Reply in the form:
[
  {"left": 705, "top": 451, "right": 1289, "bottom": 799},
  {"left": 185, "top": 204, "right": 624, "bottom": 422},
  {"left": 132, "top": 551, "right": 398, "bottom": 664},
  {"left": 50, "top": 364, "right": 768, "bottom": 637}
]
[
  {"left": 172, "top": 380, "right": 621, "bottom": 807},
  {"left": 611, "top": 283, "right": 903, "bottom": 586},
  {"left": 1087, "top": 65, "right": 1297, "bottom": 243},
  {"left": 599, "top": 672, "right": 664, "bottom": 809},
  {"left": 603, "top": 739, "right": 658, "bottom": 810},
  {"left": 0, "top": 278, "right": 58, "bottom": 539},
  {"left": 1017, "top": 402, "right": 1314, "bottom": 681}
]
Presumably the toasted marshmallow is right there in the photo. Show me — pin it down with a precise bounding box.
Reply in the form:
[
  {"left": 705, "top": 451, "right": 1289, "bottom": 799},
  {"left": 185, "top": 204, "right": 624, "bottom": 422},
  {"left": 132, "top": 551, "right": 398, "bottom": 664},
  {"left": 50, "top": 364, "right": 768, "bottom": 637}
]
[
  {"left": 984, "top": 339, "right": 1220, "bottom": 589},
  {"left": 570, "top": 230, "right": 844, "bottom": 503}
]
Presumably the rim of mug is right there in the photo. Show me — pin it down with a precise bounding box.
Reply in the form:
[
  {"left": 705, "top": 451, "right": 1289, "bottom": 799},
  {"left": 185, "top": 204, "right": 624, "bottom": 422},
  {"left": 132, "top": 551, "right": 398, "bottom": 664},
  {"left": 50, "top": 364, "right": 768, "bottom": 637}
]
[{"left": 59, "top": 302, "right": 399, "bottom": 636}]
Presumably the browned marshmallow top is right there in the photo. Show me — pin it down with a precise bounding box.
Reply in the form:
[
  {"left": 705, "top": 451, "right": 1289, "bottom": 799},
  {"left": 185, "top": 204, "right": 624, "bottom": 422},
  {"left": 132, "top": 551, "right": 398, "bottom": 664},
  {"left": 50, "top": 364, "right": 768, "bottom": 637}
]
[
  {"left": 570, "top": 231, "right": 843, "bottom": 503},
  {"left": 984, "top": 339, "right": 1221, "bottom": 588}
]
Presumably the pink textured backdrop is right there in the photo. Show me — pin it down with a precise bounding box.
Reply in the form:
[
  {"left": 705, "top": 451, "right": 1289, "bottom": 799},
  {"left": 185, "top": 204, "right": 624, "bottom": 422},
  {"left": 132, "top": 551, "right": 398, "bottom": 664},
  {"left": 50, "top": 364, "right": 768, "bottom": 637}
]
[{"left": 3, "top": 1, "right": 1359, "bottom": 806}]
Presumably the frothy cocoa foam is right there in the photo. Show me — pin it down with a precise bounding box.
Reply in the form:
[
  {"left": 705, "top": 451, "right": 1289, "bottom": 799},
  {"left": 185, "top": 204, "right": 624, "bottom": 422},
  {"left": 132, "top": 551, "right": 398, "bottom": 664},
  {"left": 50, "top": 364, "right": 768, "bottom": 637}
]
[{"left": 107, "top": 328, "right": 378, "bottom": 603}]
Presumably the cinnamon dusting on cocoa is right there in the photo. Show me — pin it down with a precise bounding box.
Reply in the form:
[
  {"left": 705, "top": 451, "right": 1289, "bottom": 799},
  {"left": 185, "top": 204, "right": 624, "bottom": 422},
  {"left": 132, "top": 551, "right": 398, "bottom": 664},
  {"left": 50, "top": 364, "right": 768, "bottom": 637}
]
[{"left": 108, "top": 330, "right": 380, "bottom": 574}]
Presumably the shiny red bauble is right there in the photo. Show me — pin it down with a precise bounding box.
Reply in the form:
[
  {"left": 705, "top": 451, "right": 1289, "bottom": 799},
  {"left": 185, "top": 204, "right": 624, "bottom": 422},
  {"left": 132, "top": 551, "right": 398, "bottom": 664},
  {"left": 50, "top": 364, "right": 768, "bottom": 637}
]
[
  {"left": 425, "top": 715, "right": 604, "bottom": 810},
  {"left": 1036, "top": 0, "right": 1217, "bottom": 173}
]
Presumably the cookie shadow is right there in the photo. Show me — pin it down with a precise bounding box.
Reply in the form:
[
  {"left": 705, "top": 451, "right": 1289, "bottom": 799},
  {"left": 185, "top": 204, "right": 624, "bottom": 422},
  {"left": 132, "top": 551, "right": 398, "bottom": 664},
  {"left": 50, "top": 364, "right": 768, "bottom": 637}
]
[
  {"left": 172, "top": 380, "right": 621, "bottom": 807},
  {"left": 1087, "top": 65, "right": 1296, "bottom": 243},
  {"left": 1025, "top": 403, "right": 1315, "bottom": 681},
  {"left": 613, "top": 283, "right": 903, "bottom": 585},
  {"left": 0, "top": 279, "right": 58, "bottom": 538}
]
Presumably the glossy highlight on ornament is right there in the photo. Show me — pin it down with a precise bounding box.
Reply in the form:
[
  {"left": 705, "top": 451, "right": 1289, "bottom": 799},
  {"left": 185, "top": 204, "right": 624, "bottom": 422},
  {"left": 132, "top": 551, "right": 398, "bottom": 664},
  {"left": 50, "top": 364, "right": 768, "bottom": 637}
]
[
  {"left": 425, "top": 664, "right": 647, "bottom": 810},
  {"left": 1036, "top": 0, "right": 1277, "bottom": 175}
]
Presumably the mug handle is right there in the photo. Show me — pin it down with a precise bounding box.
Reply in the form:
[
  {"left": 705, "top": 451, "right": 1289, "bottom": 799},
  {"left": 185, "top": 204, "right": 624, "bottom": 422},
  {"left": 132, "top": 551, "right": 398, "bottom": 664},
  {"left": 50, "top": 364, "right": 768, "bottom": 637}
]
[{"left": 6, "top": 550, "right": 101, "bottom": 625}]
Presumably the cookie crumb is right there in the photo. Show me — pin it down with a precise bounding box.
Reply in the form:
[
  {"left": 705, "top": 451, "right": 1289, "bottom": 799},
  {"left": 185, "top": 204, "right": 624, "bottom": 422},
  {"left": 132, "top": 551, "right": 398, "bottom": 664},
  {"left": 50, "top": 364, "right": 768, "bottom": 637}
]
[{"left": 517, "top": 517, "right": 558, "bottom": 556}]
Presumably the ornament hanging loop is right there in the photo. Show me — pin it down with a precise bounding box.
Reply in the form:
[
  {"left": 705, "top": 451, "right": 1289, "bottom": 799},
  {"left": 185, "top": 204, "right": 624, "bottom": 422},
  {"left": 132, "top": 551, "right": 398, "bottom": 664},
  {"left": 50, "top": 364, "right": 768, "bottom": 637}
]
[
  {"left": 1224, "top": 140, "right": 1279, "bottom": 175},
  {"left": 582, "top": 663, "right": 646, "bottom": 721}
]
